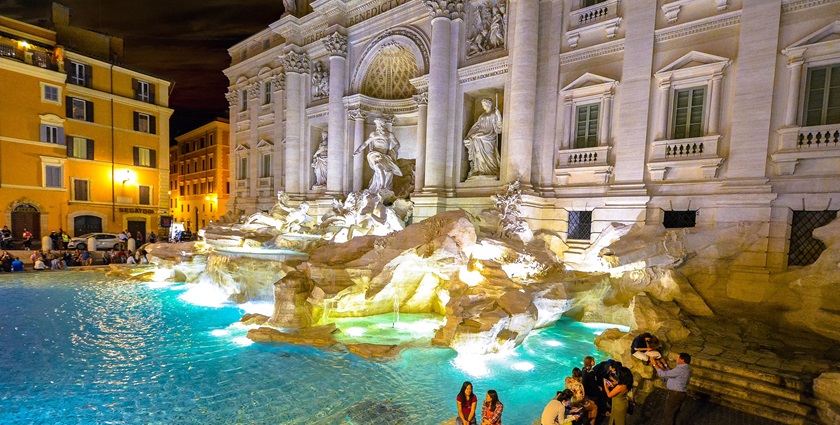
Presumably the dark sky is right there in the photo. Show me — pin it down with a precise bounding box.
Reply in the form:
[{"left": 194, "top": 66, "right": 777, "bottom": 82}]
[{"left": 1, "top": 0, "right": 285, "bottom": 140}]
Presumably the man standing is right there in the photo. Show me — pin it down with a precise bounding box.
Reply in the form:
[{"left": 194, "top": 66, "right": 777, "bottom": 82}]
[{"left": 657, "top": 352, "right": 692, "bottom": 425}]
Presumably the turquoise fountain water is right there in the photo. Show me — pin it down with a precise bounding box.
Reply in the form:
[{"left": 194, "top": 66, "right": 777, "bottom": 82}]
[{"left": 0, "top": 272, "right": 625, "bottom": 424}]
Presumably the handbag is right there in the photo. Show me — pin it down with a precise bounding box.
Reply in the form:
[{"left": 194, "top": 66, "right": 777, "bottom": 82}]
[{"left": 627, "top": 400, "right": 635, "bottom": 415}]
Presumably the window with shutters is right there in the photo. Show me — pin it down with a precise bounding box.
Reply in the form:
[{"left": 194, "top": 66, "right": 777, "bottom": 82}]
[
  {"left": 70, "top": 98, "right": 87, "bottom": 121},
  {"left": 139, "top": 185, "right": 151, "bottom": 205},
  {"left": 41, "top": 157, "right": 65, "bottom": 189},
  {"left": 261, "top": 153, "right": 272, "bottom": 178},
  {"left": 69, "top": 137, "right": 94, "bottom": 160},
  {"left": 134, "top": 147, "right": 156, "bottom": 168},
  {"left": 804, "top": 64, "right": 840, "bottom": 126},
  {"left": 72, "top": 179, "right": 90, "bottom": 201},
  {"left": 68, "top": 61, "right": 90, "bottom": 87},
  {"left": 134, "top": 112, "right": 156, "bottom": 134},
  {"left": 136, "top": 81, "right": 151, "bottom": 103},
  {"left": 264, "top": 81, "right": 272, "bottom": 105},
  {"left": 672, "top": 87, "right": 706, "bottom": 140},
  {"left": 42, "top": 125, "right": 60, "bottom": 144},
  {"left": 575, "top": 103, "right": 599, "bottom": 149},
  {"left": 238, "top": 156, "right": 248, "bottom": 179}
]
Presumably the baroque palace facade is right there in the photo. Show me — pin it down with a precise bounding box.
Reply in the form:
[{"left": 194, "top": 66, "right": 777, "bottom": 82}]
[
  {"left": 0, "top": 4, "right": 172, "bottom": 243},
  {"left": 225, "top": 0, "right": 840, "bottom": 286}
]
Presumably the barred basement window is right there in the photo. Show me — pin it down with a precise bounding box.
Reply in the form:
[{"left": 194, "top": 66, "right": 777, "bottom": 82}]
[
  {"left": 788, "top": 211, "right": 838, "bottom": 266},
  {"left": 663, "top": 211, "right": 696, "bottom": 228},
  {"left": 568, "top": 211, "right": 592, "bottom": 240}
]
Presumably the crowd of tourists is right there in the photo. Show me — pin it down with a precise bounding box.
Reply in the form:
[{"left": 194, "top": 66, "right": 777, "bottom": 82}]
[
  {"left": 21, "top": 248, "right": 150, "bottom": 271},
  {"left": 454, "top": 333, "right": 692, "bottom": 425}
]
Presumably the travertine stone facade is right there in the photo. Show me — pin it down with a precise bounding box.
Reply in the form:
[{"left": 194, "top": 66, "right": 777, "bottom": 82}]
[{"left": 224, "top": 0, "right": 840, "bottom": 283}]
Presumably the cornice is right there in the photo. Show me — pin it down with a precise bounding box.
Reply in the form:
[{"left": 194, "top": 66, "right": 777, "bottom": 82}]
[
  {"left": 654, "top": 10, "right": 741, "bottom": 43},
  {"left": 0, "top": 58, "right": 65, "bottom": 83},
  {"left": 782, "top": 0, "right": 840, "bottom": 12},
  {"left": 457, "top": 56, "right": 509, "bottom": 84},
  {"left": 64, "top": 85, "right": 174, "bottom": 116},
  {"left": 559, "top": 38, "right": 624, "bottom": 65}
]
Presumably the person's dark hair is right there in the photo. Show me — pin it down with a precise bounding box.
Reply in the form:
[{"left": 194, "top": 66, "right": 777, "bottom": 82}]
[
  {"left": 572, "top": 367, "right": 582, "bottom": 378},
  {"left": 458, "top": 381, "right": 473, "bottom": 410},
  {"left": 555, "top": 389, "right": 574, "bottom": 402},
  {"left": 639, "top": 332, "right": 652, "bottom": 339},
  {"left": 618, "top": 367, "right": 634, "bottom": 390},
  {"left": 486, "top": 389, "right": 499, "bottom": 411},
  {"left": 679, "top": 353, "right": 692, "bottom": 364}
]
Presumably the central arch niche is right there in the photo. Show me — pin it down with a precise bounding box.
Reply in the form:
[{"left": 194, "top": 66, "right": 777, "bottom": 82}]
[
  {"left": 351, "top": 27, "right": 430, "bottom": 99},
  {"left": 361, "top": 43, "right": 419, "bottom": 100}
]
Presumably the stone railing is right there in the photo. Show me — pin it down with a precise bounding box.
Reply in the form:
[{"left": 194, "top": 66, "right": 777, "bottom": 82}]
[
  {"left": 772, "top": 124, "right": 840, "bottom": 175},
  {"left": 570, "top": 0, "right": 619, "bottom": 29},
  {"left": 651, "top": 135, "right": 719, "bottom": 161},
  {"left": 557, "top": 145, "right": 611, "bottom": 167}
]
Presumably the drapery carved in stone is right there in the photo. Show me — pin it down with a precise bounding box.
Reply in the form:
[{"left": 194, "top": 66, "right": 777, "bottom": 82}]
[
  {"left": 424, "top": 0, "right": 466, "bottom": 20},
  {"left": 280, "top": 51, "right": 310, "bottom": 74},
  {"left": 322, "top": 32, "right": 348, "bottom": 58},
  {"left": 361, "top": 42, "right": 419, "bottom": 100},
  {"left": 467, "top": 0, "right": 507, "bottom": 58},
  {"left": 311, "top": 61, "right": 329, "bottom": 100}
]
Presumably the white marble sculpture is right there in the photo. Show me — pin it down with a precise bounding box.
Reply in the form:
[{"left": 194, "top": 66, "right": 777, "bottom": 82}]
[
  {"left": 467, "top": 0, "right": 507, "bottom": 58},
  {"left": 239, "top": 191, "right": 313, "bottom": 234},
  {"left": 491, "top": 180, "right": 532, "bottom": 242},
  {"left": 318, "top": 190, "right": 406, "bottom": 242},
  {"left": 311, "top": 61, "right": 329, "bottom": 100},
  {"left": 464, "top": 98, "right": 503, "bottom": 179},
  {"left": 282, "top": 0, "right": 297, "bottom": 16},
  {"left": 311, "top": 131, "right": 328, "bottom": 187},
  {"left": 354, "top": 117, "right": 403, "bottom": 195}
]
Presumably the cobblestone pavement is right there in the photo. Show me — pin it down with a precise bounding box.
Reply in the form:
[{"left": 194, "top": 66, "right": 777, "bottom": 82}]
[{"left": 626, "top": 388, "right": 783, "bottom": 425}]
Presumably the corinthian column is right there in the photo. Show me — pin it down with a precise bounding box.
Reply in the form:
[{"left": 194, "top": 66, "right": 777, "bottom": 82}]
[
  {"left": 502, "top": 0, "right": 539, "bottom": 187},
  {"left": 280, "top": 51, "right": 310, "bottom": 196},
  {"left": 413, "top": 91, "right": 428, "bottom": 194},
  {"left": 323, "top": 31, "right": 348, "bottom": 196},
  {"left": 348, "top": 109, "right": 369, "bottom": 191},
  {"left": 422, "top": 0, "right": 464, "bottom": 193}
]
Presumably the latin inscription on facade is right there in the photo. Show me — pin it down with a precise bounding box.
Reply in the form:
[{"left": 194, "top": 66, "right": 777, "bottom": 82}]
[{"left": 349, "top": 0, "right": 410, "bottom": 26}]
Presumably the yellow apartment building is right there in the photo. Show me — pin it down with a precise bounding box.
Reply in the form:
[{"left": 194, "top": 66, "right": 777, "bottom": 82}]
[
  {"left": 170, "top": 119, "right": 230, "bottom": 233},
  {"left": 0, "top": 4, "right": 172, "bottom": 245}
]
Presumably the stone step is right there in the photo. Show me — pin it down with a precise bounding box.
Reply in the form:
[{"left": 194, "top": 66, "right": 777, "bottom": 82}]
[
  {"left": 692, "top": 363, "right": 810, "bottom": 404},
  {"left": 689, "top": 384, "right": 819, "bottom": 425},
  {"left": 690, "top": 376, "right": 814, "bottom": 418},
  {"left": 691, "top": 356, "right": 808, "bottom": 392}
]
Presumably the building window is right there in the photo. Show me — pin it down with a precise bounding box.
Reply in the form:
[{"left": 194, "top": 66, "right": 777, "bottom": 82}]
[
  {"left": 672, "top": 87, "right": 706, "bottom": 140},
  {"left": 193, "top": 183, "right": 197, "bottom": 194},
  {"left": 67, "top": 61, "right": 91, "bottom": 87},
  {"left": 43, "top": 84, "right": 59, "bottom": 103},
  {"left": 134, "top": 112, "right": 156, "bottom": 134},
  {"left": 42, "top": 161, "right": 63, "bottom": 188},
  {"left": 208, "top": 181, "right": 215, "bottom": 193},
  {"left": 73, "top": 179, "right": 90, "bottom": 201},
  {"left": 575, "top": 103, "right": 599, "bottom": 149},
  {"left": 663, "top": 211, "right": 697, "bottom": 228},
  {"left": 264, "top": 81, "right": 272, "bottom": 105},
  {"left": 69, "top": 137, "right": 94, "bottom": 160},
  {"left": 241, "top": 90, "right": 248, "bottom": 111},
  {"left": 40, "top": 124, "right": 63, "bottom": 144},
  {"left": 181, "top": 204, "right": 184, "bottom": 212},
  {"left": 582, "top": 0, "right": 606, "bottom": 6},
  {"left": 133, "top": 147, "right": 157, "bottom": 168},
  {"left": 804, "top": 64, "right": 840, "bottom": 126},
  {"left": 568, "top": 211, "right": 592, "bottom": 240},
  {"left": 67, "top": 97, "right": 93, "bottom": 122},
  {"left": 238, "top": 157, "right": 248, "bottom": 179},
  {"left": 199, "top": 137, "right": 205, "bottom": 149},
  {"left": 200, "top": 182, "right": 206, "bottom": 194},
  {"left": 201, "top": 159, "right": 205, "bottom": 171},
  {"left": 261, "top": 153, "right": 272, "bottom": 178},
  {"left": 134, "top": 80, "right": 153, "bottom": 103},
  {"left": 209, "top": 157, "right": 214, "bottom": 169},
  {"left": 139, "top": 186, "right": 151, "bottom": 205},
  {"left": 187, "top": 204, "right": 190, "bottom": 212},
  {"left": 788, "top": 211, "right": 838, "bottom": 266},
  {"left": 181, "top": 144, "right": 189, "bottom": 154},
  {"left": 209, "top": 134, "right": 215, "bottom": 145}
]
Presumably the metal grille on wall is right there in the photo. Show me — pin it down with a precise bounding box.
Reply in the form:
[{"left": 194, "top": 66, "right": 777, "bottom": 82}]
[
  {"left": 568, "top": 211, "right": 592, "bottom": 240},
  {"left": 788, "top": 210, "right": 838, "bottom": 266},
  {"left": 663, "top": 211, "right": 697, "bottom": 229}
]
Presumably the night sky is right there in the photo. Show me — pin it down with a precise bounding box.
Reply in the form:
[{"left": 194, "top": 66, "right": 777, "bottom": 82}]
[{"left": 1, "top": 0, "right": 285, "bottom": 140}]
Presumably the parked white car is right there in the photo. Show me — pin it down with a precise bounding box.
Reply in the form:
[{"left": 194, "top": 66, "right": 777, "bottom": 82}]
[{"left": 67, "top": 233, "right": 122, "bottom": 250}]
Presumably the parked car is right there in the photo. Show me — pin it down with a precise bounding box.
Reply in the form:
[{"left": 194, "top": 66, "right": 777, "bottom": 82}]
[{"left": 67, "top": 233, "right": 122, "bottom": 250}]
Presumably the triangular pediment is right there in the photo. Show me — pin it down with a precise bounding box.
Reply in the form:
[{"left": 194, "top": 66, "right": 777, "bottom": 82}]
[
  {"left": 783, "top": 21, "right": 840, "bottom": 57},
  {"left": 234, "top": 143, "right": 250, "bottom": 152},
  {"left": 560, "top": 72, "right": 617, "bottom": 92},
  {"left": 657, "top": 51, "right": 730, "bottom": 74},
  {"left": 255, "top": 139, "right": 273, "bottom": 149}
]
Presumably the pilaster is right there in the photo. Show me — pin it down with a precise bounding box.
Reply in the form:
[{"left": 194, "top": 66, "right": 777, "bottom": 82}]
[{"left": 323, "top": 31, "right": 348, "bottom": 196}]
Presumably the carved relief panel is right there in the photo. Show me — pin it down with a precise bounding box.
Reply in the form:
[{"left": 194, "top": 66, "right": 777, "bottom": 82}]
[{"left": 467, "top": 0, "right": 508, "bottom": 59}]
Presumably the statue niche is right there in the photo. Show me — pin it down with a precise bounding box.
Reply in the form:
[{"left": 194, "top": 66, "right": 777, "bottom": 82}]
[
  {"left": 360, "top": 42, "right": 419, "bottom": 100},
  {"left": 464, "top": 98, "right": 503, "bottom": 180},
  {"left": 311, "top": 131, "right": 328, "bottom": 188}
]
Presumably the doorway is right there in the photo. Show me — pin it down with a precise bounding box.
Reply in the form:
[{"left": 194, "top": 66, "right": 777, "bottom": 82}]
[
  {"left": 11, "top": 203, "right": 40, "bottom": 245},
  {"left": 127, "top": 219, "right": 146, "bottom": 243},
  {"left": 74, "top": 215, "right": 103, "bottom": 237}
]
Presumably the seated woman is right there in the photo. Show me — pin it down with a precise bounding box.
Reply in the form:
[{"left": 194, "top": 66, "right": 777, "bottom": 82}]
[
  {"left": 481, "top": 390, "right": 503, "bottom": 425},
  {"left": 631, "top": 333, "right": 666, "bottom": 368},
  {"left": 456, "top": 381, "right": 478, "bottom": 425}
]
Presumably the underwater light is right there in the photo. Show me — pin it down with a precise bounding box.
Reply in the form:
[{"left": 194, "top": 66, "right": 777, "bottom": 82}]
[
  {"left": 344, "top": 327, "right": 366, "bottom": 337},
  {"left": 511, "top": 361, "right": 535, "bottom": 372},
  {"left": 232, "top": 337, "right": 253, "bottom": 346},
  {"left": 544, "top": 340, "right": 562, "bottom": 347}
]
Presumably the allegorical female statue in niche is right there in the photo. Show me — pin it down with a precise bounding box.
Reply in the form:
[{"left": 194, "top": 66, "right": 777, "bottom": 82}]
[
  {"left": 354, "top": 117, "right": 402, "bottom": 194},
  {"left": 311, "top": 131, "right": 328, "bottom": 187},
  {"left": 464, "top": 98, "right": 503, "bottom": 179}
]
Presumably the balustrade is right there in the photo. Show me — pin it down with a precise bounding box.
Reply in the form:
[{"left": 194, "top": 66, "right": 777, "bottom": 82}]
[{"left": 569, "top": 0, "right": 618, "bottom": 29}]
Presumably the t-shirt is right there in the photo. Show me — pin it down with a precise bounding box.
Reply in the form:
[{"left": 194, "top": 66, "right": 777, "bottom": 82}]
[
  {"left": 34, "top": 260, "right": 46, "bottom": 270},
  {"left": 11, "top": 259, "right": 23, "bottom": 271},
  {"left": 630, "top": 335, "right": 647, "bottom": 354},
  {"left": 457, "top": 393, "right": 477, "bottom": 420},
  {"left": 541, "top": 399, "right": 566, "bottom": 425}
]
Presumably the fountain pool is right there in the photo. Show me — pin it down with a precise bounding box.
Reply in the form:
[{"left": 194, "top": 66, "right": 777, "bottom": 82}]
[{"left": 0, "top": 272, "right": 625, "bottom": 425}]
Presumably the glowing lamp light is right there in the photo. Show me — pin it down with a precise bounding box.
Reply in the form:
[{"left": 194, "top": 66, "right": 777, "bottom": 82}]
[
  {"left": 119, "top": 169, "right": 136, "bottom": 185},
  {"left": 18, "top": 41, "right": 29, "bottom": 49}
]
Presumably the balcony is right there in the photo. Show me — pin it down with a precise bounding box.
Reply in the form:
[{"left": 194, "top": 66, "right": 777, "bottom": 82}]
[
  {"left": 567, "top": 0, "right": 622, "bottom": 48},
  {"left": 0, "top": 42, "right": 59, "bottom": 71},
  {"left": 647, "top": 135, "right": 723, "bottom": 181},
  {"left": 772, "top": 124, "right": 840, "bottom": 175},
  {"left": 554, "top": 146, "right": 613, "bottom": 185}
]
